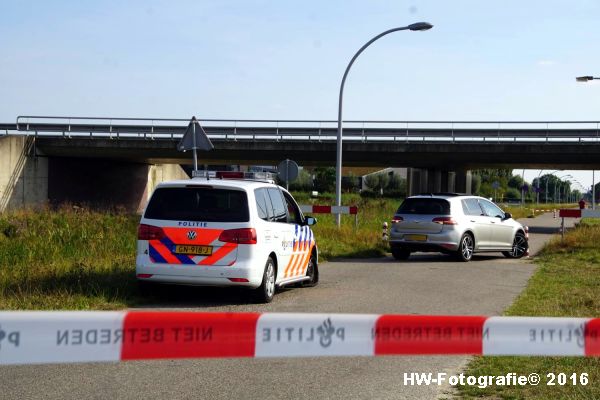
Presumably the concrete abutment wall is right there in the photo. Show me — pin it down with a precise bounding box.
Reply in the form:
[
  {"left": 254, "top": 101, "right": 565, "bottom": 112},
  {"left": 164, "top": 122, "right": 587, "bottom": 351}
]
[
  {"left": 0, "top": 136, "right": 48, "bottom": 211},
  {"left": 1, "top": 137, "right": 188, "bottom": 213}
]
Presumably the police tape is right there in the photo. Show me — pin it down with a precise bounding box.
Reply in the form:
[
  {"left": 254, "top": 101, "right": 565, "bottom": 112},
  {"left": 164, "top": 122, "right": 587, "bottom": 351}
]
[{"left": 0, "top": 312, "right": 599, "bottom": 365}]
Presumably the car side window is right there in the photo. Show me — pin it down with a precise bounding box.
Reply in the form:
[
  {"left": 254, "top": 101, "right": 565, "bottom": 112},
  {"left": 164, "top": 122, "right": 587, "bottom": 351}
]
[
  {"left": 267, "top": 188, "right": 288, "bottom": 223},
  {"left": 462, "top": 198, "right": 483, "bottom": 216},
  {"left": 479, "top": 199, "right": 505, "bottom": 219},
  {"left": 282, "top": 191, "right": 303, "bottom": 225},
  {"left": 255, "top": 188, "right": 271, "bottom": 221}
]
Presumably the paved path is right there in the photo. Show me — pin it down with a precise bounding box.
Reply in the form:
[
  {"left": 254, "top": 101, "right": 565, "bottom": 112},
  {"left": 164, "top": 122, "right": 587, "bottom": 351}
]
[{"left": 0, "top": 213, "right": 578, "bottom": 400}]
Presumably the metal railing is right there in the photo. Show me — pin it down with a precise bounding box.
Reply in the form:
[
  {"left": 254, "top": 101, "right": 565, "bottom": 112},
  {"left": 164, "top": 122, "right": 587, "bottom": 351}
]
[{"left": 2, "top": 115, "right": 600, "bottom": 143}]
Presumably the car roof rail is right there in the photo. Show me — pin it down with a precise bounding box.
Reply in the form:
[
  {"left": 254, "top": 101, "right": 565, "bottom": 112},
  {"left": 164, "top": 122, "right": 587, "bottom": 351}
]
[{"left": 416, "top": 192, "right": 465, "bottom": 197}]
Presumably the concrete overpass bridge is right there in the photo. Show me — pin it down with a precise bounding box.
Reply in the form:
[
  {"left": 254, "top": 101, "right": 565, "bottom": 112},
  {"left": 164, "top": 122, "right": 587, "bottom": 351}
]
[{"left": 2, "top": 116, "right": 600, "bottom": 211}]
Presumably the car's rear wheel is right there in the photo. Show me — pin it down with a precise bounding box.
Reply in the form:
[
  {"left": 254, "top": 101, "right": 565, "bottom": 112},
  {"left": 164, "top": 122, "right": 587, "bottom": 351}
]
[
  {"left": 456, "top": 233, "right": 474, "bottom": 262},
  {"left": 502, "top": 232, "right": 528, "bottom": 259},
  {"left": 301, "top": 252, "right": 319, "bottom": 287},
  {"left": 391, "top": 247, "right": 411, "bottom": 260},
  {"left": 137, "top": 280, "right": 153, "bottom": 296},
  {"left": 255, "top": 256, "right": 276, "bottom": 303}
]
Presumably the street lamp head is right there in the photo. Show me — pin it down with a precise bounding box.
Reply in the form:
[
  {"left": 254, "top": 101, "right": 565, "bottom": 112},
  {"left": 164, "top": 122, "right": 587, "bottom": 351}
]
[
  {"left": 408, "top": 22, "right": 433, "bottom": 31},
  {"left": 576, "top": 76, "right": 594, "bottom": 82}
]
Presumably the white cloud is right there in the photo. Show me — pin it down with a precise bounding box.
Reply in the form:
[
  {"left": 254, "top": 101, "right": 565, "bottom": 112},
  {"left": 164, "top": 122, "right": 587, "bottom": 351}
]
[{"left": 537, "top": 60, "right": 557, "bottom": 67}]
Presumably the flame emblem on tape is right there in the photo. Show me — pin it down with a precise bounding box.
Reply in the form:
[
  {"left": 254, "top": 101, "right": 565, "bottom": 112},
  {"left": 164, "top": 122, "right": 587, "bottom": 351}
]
[
  {"left": 575, "top": 323, "right": 586, "bottom": 348},
  {"left": 317, "top": 318, "right": 335, "bottom": 348}
]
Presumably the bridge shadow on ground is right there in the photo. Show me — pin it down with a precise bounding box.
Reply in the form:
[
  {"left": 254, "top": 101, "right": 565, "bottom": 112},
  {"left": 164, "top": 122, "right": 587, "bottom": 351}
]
[
  {"left": 527, "top": 226, "right": 562, "bottom": 235},
  {"left": 331, "top": 253, "right": 507, "bottom": 264}
]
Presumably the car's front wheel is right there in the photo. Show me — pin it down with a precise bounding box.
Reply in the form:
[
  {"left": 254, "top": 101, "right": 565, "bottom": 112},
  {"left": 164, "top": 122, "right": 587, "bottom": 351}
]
[
  {"left": 502, "top": 232, "right": 528, "bottom": 259},
  {"left": 456, "top": 233, "right": 474, "bottom": 262},
  {"left": 255, "top": 257, "right": 276, "bottom": 303}
]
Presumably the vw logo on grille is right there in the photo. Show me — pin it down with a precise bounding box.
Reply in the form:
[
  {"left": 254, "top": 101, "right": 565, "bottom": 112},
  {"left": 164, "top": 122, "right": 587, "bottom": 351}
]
[{"left": 187, "top": 231, "right": 197, "bottom": 240}]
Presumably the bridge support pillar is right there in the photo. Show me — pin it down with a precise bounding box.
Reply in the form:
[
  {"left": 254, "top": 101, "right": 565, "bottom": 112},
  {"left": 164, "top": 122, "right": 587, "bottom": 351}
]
[
  {"left": 455, "top": 170, "right": 472, "bottom": 195},
  {"left": 428, "top": 169, "right": 442, "bottom": 193},
  {"left": 407, "top": 168, "right": 425, "bottom": 195},
  {"left": 407, "top": 168, "right": 472, "bottom": 196}
]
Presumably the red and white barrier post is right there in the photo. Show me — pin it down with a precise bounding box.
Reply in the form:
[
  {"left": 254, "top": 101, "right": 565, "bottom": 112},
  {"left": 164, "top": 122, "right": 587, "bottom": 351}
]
[{"left": 300, "top": 205, "right": 359, "bottom": 227}]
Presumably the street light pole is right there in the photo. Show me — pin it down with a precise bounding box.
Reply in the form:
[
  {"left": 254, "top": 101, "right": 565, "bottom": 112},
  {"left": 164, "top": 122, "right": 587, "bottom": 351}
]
[
  {"left": 535, "top": 169, "right": 545, "bottom": 205},
  {"left": 555, "top": 174, "right": 572, "bottom": 204},
  {"left": 576, "top": 76, "right": 598, "bottom": 209},
  {"left": 593, "top": 170, "right": 596, "bottom": 210},
  {"left": 335, "top": 22, "right": 433, "bottom": 227},
  {"left": 544, "top": 170, "right": 561, "bottom": 204}
]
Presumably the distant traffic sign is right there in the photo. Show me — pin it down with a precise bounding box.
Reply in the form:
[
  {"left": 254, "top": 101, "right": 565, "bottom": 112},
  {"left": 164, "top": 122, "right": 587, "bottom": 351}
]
[
  {"left": 178, "top": 116, "right": 214, "bottom": 152},
  {"left": 277, "top": 159, "right": 299, "bottom": 189},
  {"left": 177, "top": 116, "right": 214, "bottom": 173}
]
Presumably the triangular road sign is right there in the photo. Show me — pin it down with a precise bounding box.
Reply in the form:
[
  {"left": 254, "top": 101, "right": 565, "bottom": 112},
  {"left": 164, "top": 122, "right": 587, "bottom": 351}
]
[{"left": 177, "top": 116, "right": 214, "bottom": 152}]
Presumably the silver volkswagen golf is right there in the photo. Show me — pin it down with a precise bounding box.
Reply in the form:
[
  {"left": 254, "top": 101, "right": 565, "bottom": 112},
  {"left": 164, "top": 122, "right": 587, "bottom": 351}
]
[{"left": 389, "top": 194, "right": 528, "bottom": 262}]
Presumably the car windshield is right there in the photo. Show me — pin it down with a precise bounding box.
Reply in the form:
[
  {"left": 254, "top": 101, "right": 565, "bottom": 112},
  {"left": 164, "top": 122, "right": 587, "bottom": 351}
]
[
  {"left": 144, "top": 187, "right": 249, "bottom": 222},
  {"left": 396, "top": 198, "right": 451, "bottom": 215}
]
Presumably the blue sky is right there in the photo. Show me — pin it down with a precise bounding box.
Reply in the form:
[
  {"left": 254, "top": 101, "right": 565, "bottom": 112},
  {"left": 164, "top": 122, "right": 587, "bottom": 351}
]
[{"left": 1, "top": 0, "right": 599, "bottom": 189}]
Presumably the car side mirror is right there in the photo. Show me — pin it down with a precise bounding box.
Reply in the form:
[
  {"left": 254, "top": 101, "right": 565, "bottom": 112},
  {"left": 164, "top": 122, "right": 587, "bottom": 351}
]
[
  {"left": 503, "top": 212, "right": 512, "bottom": 220},
  {"left": 305, "top": 216, "right": 317, "bottom": 226}
]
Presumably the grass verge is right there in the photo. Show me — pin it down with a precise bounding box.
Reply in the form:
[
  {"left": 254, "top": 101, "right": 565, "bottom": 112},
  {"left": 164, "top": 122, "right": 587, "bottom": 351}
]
[
  {"left": 0, "top": 196, "right": 399, "bottom": 309},
  {"left": 0, "top": 207, "right": 139, "bottom": 309},
  {"left": 456, "top": 217, "right": 600, "bottom": 399}
]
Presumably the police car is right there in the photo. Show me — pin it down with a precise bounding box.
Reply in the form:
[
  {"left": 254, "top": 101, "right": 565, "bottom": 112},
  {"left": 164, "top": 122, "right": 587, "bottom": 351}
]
[{"left": 136, "top": 171, "right": 318, "bottom": 303}]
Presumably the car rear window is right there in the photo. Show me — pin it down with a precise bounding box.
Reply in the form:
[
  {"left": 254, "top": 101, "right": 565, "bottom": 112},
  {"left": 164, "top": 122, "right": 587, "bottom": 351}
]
[
  {"left": 144, "top": 187, "right": 249, "bottom": 222},
  {"left": 396, "top": 198, "right": 451, "bottom": 215}
]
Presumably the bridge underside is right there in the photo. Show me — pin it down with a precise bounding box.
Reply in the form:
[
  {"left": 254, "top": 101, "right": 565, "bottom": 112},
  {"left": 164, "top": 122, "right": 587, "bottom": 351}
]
[
  {"left": 4, "top": 134, "right": 600, "bottom": 212},
  {"left": 32, "top": 138, "right": 600, "bottom": 169}
]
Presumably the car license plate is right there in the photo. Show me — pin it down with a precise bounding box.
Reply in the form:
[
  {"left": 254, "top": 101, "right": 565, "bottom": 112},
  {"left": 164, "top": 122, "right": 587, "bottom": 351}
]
[
  {"left": 404, "top": 234, "right": 427, "bottom": 242},
  {"left": 174, "top": 245, "right": 213, "bottom": 255}
]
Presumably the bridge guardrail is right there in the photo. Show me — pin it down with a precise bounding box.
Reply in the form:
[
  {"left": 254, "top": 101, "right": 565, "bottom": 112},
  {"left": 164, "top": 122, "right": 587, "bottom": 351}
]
[{"left": 3, "top": 116, "right": 600, "bottom": 143}]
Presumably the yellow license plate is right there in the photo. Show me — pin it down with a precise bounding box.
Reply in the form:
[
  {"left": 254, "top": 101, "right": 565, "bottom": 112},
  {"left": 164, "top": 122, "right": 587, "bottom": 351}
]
[
  {"left": 174, "top": 245, "right": 213, "bottom": 255},
  {"left": 404, "top": 234, "right": 427, "bottom": 242}
]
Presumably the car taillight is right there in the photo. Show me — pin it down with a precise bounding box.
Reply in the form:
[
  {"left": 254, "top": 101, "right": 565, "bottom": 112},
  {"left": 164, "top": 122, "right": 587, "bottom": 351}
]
[
  {"left": 392, "top": 216, "right": 403, "bottom": 223},
  {"left": 432, "top": 217, "right": 458, "bottom": 225},
  {"left": 218, "top": 228, "right": 257, "bottom": 244},
  {"left": 228, "top": 278, "right": 249, "bottom": 282},
  {"left": 137, "top": 224, "right": 165, "bottom": 240}
]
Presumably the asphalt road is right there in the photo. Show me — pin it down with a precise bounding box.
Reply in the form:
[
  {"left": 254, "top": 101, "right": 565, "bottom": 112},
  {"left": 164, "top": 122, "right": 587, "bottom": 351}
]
[{"left": 0, "top": 213, "right": 576, "bottom": 400}]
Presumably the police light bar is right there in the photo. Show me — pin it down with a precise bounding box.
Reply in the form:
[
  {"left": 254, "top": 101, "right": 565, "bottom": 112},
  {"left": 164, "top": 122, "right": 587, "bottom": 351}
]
[{"left": 191, "top": 170, "right": 276, "bottom": 183}]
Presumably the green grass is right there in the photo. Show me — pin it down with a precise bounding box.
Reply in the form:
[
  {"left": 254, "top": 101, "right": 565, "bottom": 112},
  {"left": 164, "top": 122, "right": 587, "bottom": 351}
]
[
  {"left": 0, "top": 207, "right": 140, "bottom": 309},
  {"left": 456, "top": 218, "right": 600, "bottom": 400}
]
